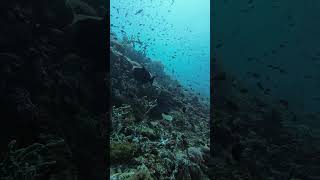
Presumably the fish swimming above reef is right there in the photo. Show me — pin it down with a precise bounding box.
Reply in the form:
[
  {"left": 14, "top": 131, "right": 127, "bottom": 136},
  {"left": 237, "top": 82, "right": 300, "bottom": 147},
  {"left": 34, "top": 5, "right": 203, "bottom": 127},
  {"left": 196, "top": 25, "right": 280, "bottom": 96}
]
[
  {"left": 135, "top": 9, "right": 143, "bottom": 15},
  {"left": 132, "top": 66, "right": 156, "bottom": 84}
]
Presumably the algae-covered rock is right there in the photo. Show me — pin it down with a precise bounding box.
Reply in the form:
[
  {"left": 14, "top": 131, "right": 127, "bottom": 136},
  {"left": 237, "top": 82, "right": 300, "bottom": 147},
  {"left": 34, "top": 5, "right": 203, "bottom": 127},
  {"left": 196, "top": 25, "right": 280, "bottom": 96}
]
[
  {"left": 67, "top": 0, "right": 97, "bottom": 16},
  {"left": 188, "top": 147, "right": 204, "bottom": 164},
  {"left": 33, "top": 0, "right": 74, "bottom": 28},
  {"left": 161, "top": 113, "right": 173, "bottom": 121},
  {"left": 110, "top": 164, "right": 153, "bottom": 180},
  {"left": 110, "top": 142, "right": 137, "bottom": 164},
  {"left": 131, "top": 164, "right": 154, "bottom": 180},
  {"left": 138, "top": 126, "right": 158, "bottom": 140},
  {"left": 110, "top": 172, "right": 135, "bottom": 180}
]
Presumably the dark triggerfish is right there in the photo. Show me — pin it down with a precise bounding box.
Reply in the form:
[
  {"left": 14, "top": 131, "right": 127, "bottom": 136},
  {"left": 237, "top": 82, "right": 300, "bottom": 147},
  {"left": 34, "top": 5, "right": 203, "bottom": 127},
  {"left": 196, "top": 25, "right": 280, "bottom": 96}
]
[{"left": 132, "top": 66, "right": 156, "bottom": 84}]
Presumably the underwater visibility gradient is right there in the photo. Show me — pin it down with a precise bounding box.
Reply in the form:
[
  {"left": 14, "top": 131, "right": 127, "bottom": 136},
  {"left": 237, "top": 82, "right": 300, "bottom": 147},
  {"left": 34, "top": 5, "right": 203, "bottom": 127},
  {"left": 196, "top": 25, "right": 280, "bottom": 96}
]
[
  {"left": 210, "top": 0, "right": 320, "bottom": 178},
  {"left": 111, "top": 0, "right": 210, "bottom": 98},
  {"left": 110, "top": 0, "right": 211, "bottom": 179}
]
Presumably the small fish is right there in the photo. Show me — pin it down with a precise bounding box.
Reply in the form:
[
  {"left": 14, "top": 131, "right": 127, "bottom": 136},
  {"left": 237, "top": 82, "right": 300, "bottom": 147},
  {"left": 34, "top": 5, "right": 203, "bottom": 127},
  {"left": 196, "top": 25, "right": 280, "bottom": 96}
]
[
  {"left": 256, "top": 82, "right": 264, "bottom": 90},
  {"left": 135, "top": 9, "right": 143, "bottom": 15},
  {"left": 279, "top": 99, "right": 288, "bottom": 108},
  {"left": 263, "top": 91, "right": 270, "bottom": 95},
  {"left": 247, "top": 72, "right": 260, "bottom": 78},
  {"left": 215, "top": 43, "right": 224, "bottom": 49},
  {"left": 251, "top": 72, "right": 260, "bottom": 78},
  {"left": 263, "top": 88, "right": 271, "bottom": 95},
  {"left": 267, "top": 64, "right": 286, "bottom": 73}
]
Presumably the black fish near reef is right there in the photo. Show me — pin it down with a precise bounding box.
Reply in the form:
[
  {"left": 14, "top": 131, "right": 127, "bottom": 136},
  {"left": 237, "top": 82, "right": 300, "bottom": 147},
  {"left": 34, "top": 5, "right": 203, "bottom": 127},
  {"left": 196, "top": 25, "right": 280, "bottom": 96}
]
[
  {"left": 132, "top": 66, "right": 156, "bottom": 84},
  {"left": 215, "top": 43, "right": 224, "bottom": 49}
]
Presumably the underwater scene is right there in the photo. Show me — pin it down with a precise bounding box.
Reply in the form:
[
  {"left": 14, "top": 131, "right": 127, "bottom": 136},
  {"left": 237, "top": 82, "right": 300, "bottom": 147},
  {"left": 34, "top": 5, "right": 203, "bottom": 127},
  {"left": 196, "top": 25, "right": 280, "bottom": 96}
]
[
  {"left": 110, "top": 0, "right": 210, "bottom": 179},
  {"left": 0, "top": 0, "right": 108, "bottom": 179},
  {"left": 210, "top": 0, "right": 320, "bottom": 179}
]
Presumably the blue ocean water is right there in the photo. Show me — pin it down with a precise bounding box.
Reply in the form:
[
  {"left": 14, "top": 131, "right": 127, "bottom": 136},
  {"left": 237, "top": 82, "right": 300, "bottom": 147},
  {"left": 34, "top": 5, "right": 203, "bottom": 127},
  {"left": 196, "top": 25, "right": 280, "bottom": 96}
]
[
  {"left": 213, "top": 1, "right": 320, "bottom": 115},
  {"left": 111, "top": 0, "right": 210, "bottom": 98}
]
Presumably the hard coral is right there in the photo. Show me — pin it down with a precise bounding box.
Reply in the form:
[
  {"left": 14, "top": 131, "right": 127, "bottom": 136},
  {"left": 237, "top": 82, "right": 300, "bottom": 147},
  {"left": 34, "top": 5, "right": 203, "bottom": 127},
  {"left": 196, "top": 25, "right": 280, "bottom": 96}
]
[{"left": 131, "top": 164, "right": 154, "bottom": 180}]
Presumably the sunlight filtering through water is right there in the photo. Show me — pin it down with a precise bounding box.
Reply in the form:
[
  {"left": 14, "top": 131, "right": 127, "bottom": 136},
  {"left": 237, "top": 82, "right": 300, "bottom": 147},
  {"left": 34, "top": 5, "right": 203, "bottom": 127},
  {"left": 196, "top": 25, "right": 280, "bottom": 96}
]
[{"left": 111, "top": 0, "right": 210, "bottom": 97}]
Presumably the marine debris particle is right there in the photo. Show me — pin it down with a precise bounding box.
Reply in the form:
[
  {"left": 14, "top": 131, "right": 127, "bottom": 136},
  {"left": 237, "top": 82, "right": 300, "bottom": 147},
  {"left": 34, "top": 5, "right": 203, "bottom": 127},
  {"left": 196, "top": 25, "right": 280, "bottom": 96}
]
[{"left": 161, "top": 113, "right": 173, "bottom": 121}]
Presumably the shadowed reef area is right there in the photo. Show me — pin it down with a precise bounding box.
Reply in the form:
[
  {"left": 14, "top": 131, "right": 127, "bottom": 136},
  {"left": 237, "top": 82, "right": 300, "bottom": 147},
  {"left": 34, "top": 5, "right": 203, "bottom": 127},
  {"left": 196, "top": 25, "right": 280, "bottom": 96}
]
[
  {"left": 0, "top": 0, "right": 108, "bottom": 179},
  {"left": 209, "top": 60, "right": 320, "bottom": 179}
]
